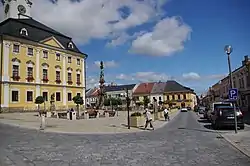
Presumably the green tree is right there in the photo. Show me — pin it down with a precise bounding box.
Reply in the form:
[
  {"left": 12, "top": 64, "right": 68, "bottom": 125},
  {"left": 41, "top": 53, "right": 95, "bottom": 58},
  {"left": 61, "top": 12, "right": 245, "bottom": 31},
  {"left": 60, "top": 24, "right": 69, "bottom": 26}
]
[
  {"left": 73, "top": 95, "right": 84, "bottom": 117},
  {"left": 104, "top": 98, "right": 110, "bottom": 106},
  {"left": 143, "top": 96, "right": 150, "bottom": 108},
  {"left": 35, "top": 96, "right": 45, "bottom": 114},
  {"left": 116, "top": 98, "right": 122, "bottom": 106}
]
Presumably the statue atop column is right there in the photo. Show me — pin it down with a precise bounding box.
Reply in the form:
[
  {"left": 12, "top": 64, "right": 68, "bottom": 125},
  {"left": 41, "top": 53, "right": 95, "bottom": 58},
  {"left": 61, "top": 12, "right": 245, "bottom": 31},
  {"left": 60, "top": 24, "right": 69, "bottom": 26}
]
[{"left": 96, "top": 61, "right": 105, "bottom": 109}]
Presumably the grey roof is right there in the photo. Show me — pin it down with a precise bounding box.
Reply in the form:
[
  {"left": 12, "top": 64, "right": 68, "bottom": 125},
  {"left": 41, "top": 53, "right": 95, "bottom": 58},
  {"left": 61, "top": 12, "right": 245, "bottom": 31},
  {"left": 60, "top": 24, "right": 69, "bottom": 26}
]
[
  {"left": 0, "top": 18, "right": 87, "bottom": 57},
  {"left": 164, "top": 80, "right": 194, "bottom": 93},
  {"left": 151, "top": 82, "right": 167, "bottom": 94},
  {"left": 86, "top": 88, "right": 97, "bottom": 97},
  {"left": 104, "top": 84, "right": 136, "bottom": 92}
]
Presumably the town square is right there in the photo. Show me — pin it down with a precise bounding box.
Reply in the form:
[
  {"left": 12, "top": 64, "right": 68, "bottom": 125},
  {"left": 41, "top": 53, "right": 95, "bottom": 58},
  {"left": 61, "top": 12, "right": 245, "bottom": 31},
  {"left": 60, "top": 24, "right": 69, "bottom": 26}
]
[{"left": 1, "top": 0, "right": 250, "bottom": 165}]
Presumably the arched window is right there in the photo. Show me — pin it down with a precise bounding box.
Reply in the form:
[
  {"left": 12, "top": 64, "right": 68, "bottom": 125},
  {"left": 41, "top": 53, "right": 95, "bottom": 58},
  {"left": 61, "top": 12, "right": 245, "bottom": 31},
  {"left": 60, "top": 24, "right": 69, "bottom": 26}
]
[
  {"left": 68, "top": 42, "right": 74, "bottom": 49},
  {"left": 20, "top": 28, "right": 28, "bottom": 36}
]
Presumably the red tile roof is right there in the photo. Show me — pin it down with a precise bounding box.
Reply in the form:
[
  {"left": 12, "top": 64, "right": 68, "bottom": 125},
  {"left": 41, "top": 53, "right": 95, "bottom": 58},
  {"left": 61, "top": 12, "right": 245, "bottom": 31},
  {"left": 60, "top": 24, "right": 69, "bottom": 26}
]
[{"left": 133, "top": 82, "right": 155, "bottom": 95}]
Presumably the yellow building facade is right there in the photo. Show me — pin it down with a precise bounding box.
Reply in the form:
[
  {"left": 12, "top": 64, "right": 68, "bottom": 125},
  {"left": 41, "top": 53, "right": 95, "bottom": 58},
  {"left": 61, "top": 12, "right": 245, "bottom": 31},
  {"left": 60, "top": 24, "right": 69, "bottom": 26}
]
[
  {"left": 163, "top": 92, "right": 197, "bottom": 109},
  {"left": 0, "top": 1, "right": 87, "bottom": 112}
]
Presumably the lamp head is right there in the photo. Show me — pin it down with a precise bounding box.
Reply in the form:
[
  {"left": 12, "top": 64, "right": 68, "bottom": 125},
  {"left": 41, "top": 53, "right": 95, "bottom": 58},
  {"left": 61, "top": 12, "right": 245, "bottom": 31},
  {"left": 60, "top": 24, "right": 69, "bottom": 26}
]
[{"left": 224, "top": 45, "right": 233, "bottom": 55}]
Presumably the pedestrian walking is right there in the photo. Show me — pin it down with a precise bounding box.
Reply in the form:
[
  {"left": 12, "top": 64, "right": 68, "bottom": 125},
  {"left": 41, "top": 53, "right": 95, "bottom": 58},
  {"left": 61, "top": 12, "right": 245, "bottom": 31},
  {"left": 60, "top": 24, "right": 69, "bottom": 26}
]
[
  {"left": 144, "top": 108, "right": 154, "bottom": 130},
  {"left": 164, "top": 107, "right": 170, "bottom": 121}
]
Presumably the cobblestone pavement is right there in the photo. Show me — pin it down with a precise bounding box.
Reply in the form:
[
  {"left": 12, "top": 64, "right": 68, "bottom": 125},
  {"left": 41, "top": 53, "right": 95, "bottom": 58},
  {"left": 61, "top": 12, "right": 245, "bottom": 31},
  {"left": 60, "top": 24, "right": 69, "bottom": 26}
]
[{"left": 1, "top": 112, "right": 250, "bottom": 166}]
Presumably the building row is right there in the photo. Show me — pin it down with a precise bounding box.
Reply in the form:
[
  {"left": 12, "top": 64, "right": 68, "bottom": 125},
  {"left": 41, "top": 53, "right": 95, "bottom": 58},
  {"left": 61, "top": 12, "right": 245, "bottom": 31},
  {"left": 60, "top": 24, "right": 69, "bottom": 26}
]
[
  {"left": 86, "top": 80, "right": 197, "bottom": 109},
  {"left": 0, "top": 0, "right": 87, "bottom": 112},
  {"left": 202, "top": 55, "right": 250, "bottom": 112}
]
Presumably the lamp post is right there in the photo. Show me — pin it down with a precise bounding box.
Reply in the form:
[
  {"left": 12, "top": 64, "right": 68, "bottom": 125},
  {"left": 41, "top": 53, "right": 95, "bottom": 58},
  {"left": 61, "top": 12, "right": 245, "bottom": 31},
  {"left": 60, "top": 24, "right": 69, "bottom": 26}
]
[
  {"left": 224, "top": 45, "right": 237, "bottom": 133},
  {"left": 124, "top": 88, "right": 130, "bottom": 129}
]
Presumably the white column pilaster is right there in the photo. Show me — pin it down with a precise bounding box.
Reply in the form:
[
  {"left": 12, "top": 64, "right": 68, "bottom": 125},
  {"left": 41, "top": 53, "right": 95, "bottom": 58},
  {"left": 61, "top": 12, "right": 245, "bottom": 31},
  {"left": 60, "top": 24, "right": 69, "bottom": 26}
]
[
  {"left": 63, "top": 87, "right": 66, "bottom": 106},
  {"left": 82, "top": 59, "right": 85, "bottom": 87},
  {"left": 3, "top": 42, "right": 10, "bottom": 82},
  {"left": 3, "top": 83, "right": 9, "bottom": 107},
  {"left": 62, "top": 55, "right": 66, "bottom": 85},
  {"left": 35, "top": 48, "right": 40, "bottom": 83},
  {"left": 36, "top": 85, "right": 40, "bottom": 97}
]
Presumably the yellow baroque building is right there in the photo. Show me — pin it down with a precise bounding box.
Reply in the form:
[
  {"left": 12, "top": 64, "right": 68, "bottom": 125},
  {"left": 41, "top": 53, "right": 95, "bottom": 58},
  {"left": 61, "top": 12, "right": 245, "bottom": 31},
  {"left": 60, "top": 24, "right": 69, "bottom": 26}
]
[
  {"left": 0, "top": 0, "right": 87, "bottom": 112},
  {"left": 163, "top": 81, "right": 197, "bottom": 109}
]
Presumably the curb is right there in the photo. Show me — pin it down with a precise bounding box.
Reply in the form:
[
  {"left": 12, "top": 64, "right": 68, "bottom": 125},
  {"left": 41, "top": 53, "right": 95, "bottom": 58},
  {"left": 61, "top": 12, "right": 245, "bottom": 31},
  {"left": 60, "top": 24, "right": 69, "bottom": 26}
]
[{"left": 219, "top": 133, "right": 250, "bottom": 159}]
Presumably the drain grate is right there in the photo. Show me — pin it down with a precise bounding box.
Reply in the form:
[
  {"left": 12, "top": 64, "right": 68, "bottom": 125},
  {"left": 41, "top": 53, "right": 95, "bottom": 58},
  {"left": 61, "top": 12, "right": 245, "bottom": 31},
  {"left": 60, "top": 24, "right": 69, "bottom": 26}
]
[{"left": 216, "top": 135, "right": 224, "bottom": 139}]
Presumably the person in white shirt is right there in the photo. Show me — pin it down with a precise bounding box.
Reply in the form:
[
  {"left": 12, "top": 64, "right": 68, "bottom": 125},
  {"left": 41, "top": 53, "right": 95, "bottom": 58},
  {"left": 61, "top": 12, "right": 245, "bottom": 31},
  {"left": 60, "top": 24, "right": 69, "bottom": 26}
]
[
  {"left": 144, "top": 108, "right": 154, "bottom": 130},
  {"left": 164, "top": 107, "right": 170, "bottom": 121}
]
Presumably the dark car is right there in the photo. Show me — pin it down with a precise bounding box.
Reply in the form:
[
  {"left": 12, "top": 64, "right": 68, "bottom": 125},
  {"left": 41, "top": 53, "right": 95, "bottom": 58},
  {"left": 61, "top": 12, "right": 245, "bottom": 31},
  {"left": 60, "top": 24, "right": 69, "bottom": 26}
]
[
  {"left": 187, "top": 107, "right": 192, "bottom": 111},
  {"left": 198, "top": 106, "right": 206, "bottom": 114},
  {"left": 210, "top": 106, "right": 244, "bottom": 129}
]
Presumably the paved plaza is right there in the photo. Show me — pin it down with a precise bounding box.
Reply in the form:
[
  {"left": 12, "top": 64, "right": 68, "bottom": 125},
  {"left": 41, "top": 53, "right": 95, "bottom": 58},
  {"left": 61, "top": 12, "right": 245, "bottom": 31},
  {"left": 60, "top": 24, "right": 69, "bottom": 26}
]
[
  {"left": 0, "top": 111, "right": 250, "bottom": 166},
  {"left": 0, "top": 109, "right": 179, "bottom": 134}
]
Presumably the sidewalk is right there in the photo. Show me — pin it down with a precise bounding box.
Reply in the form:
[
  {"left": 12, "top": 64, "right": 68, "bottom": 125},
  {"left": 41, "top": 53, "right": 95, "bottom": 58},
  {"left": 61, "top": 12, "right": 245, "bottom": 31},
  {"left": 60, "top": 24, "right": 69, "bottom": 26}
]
[
  {"left": 0, "top": 109, "right": 179, "bottom": 134},
  {"left": 221, "top": 131, "right": 250, "bottom": 158}
]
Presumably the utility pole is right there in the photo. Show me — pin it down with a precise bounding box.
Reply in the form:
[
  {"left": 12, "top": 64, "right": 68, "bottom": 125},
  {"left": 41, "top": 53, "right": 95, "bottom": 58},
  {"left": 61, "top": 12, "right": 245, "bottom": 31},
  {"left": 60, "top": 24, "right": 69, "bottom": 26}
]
[{"left": 126, "top": 88, "right": 130, "bottom": 129}]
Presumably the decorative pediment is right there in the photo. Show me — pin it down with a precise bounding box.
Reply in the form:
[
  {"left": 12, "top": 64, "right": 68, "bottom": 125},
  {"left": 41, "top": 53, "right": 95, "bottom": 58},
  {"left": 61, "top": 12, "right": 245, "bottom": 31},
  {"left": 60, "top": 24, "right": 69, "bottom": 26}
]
[
  {"left": 67, "top": 67, "right": 73, "bottom": 71},
  {"left": 26, "top": 60, "right": 35, "bottom": 65},
  {"left": 11, "top": 58, "right": 21, "bottom": 63},
  {"left": 39, "top": 36, "right": 65, "bottom": 49},
  {"left": 42, "top": 63, "right": 49, "bottom": 68},
  {"left": 76, "top": 69, "right": 81, "bottom": 72},
  {"left": 55, "top": 65, "right": 62, "bottom": 69}
]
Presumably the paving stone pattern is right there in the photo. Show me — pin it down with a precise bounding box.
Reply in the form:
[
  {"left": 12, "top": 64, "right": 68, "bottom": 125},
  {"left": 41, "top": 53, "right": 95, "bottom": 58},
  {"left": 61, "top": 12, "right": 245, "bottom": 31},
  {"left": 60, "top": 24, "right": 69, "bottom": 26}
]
[{"left": 0, "top": 112, "right": 250, "bottom": 166}]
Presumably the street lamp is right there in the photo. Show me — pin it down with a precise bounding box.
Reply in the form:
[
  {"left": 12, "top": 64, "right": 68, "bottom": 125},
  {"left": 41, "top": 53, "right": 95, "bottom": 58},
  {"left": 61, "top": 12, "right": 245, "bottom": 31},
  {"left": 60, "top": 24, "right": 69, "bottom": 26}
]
[
  {"left": 124, "top": 88, "right": 131, "bottom": 129},
  {"left": 224, "top": 45, "right": 237, "bottom": 133}
]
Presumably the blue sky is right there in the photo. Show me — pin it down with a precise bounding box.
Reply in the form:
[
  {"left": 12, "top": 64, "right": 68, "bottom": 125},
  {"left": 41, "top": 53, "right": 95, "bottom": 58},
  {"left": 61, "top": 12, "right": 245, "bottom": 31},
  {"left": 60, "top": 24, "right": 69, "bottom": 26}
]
[
  {"left": 2, "top": 0, "right": 250, "bottom": 94},
  {"left": 78, "top": 0, "right": 250, "bottom": 94}
]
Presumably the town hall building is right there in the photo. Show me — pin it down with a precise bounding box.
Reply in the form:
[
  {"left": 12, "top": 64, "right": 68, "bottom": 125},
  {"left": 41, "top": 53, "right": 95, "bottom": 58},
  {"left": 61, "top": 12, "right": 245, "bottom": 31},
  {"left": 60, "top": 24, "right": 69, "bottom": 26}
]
[{"left": 0, "top": 0, "right": 88, "bottom": 112}]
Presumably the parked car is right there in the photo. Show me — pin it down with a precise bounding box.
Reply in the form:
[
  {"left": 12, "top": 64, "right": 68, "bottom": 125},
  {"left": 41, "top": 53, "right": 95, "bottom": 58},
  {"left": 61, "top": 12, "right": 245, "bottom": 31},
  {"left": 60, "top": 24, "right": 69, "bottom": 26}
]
[
  {"left": 207, "top": 102, "right": 233, "bottom": 121},
  {"left": 210, "top": 106, "right": 244, "bottom": 129},
  {"left": 198, "top": 106, "right": 206, "bottom": 114},
  {"left": 203, "top": 107, "right": 209, "bottom": 119},
  {"left": 180, "top": 108, "right": 188, "bottom": 112},
  {"left": 187, "top": 107, "right": 192, "bottom": 111}
]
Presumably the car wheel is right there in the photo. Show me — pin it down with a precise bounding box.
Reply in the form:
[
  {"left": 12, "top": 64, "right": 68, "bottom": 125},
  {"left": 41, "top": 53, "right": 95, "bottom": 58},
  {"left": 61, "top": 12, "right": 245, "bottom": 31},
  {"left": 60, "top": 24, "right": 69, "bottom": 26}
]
[{"left": 240, "top": 125, "right": 245, "bottom": 130}]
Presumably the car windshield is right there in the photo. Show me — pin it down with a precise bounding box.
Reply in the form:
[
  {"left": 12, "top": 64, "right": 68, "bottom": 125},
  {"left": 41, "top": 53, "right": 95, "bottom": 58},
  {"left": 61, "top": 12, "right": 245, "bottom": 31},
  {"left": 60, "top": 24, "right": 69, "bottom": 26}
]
[{"left": 214, "top": 103, "right": 231, "bottom": 109}]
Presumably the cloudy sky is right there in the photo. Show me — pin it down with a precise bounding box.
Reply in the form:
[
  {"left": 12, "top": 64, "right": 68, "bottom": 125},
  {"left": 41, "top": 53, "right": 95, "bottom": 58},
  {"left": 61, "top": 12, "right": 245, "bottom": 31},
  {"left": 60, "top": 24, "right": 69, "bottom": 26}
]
[{"left": 1, "top": 0, "right": 250, "bottom": 94}]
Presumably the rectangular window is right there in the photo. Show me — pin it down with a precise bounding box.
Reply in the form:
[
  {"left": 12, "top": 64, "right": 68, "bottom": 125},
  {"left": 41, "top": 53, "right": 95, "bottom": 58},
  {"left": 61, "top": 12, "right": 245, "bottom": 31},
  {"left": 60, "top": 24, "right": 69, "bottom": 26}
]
[
  {"left": 56, "top": 53, "right": 60, "bottom": 61},
  {"left": 178, "top": 94, "right": 181, "bottom": 100},
  {"left": 11, "top": 91, "right": 19, "bottom": 102},
  {"left": 43, "top": 50, "right": 48, "bottom": 59},
  {"left": 77, "top": 74, "right": 80, "bottom": 83},
  {"left": 68, "top": 57, "right": 71, "bottom": 63},
  {"left": 167, "top": 95, "right": 170, "bottom": 101},
  {"left": 172, "top": 95, "right": 175, "bottom": 100},
  {"left": 13, "top": 44, "right": 19, "bottom": 53},
  {"left": 27, "top": 47, "right": 33, "bottom": 56},
  {"left": 77, "top": 59, "right": 80, "bottom": 65},
  {"left": 56, "top": 92, "right": 61, "bottom": 101},
  {"left": 42, "top": 92, "right": 48, "bottom": 101},
  {"left": 183, "top": 94, "right": 186, "bottom": 100},
  {"left": 12, "top": 65, "right": 19, "bottom": 76},
  {"left": 43, "top": 69, "right": 48, "bottom": 79},
  {"left": 27, "top": 67, "right": 33, "bottom": 77},
  {"left": 68, "top": 93, "right": 72, "bottom": 101},
  {"left": 68, "top": 73, "right": 72, "bottom": 81},
  {"left": 56, "top": 71, "right": 60, "bottom": 80},
  {"left": 77, "top": 93, "right": 81, "bottom": 96},
  {"left": 26, "top": 91, "right": 33, "bottom": 102}
]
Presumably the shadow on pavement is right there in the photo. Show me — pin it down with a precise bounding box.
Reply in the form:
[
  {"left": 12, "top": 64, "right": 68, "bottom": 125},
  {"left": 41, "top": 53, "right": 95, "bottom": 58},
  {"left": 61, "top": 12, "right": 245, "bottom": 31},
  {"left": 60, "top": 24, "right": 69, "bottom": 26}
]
[
  {"left": 203, "top": 124, "right": 237, "bottom": 131},
  {"left": 178, "top": 127, "right": 217, "bottom": 133},
  {"left": 121, "top": 124, "right": 147, "bottom": 131}
]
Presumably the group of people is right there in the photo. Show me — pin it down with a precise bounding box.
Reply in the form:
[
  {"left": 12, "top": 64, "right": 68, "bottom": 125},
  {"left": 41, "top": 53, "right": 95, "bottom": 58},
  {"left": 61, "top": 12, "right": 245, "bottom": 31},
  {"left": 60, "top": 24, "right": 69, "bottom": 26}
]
[{"left": 143, "top": 107, "right": 170, "bottom": 130}]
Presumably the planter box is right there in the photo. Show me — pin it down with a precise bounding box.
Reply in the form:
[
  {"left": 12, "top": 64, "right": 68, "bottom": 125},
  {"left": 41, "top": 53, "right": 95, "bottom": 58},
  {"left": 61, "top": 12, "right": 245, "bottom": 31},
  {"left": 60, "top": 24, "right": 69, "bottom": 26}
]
[
  {"left": 157, "top": 111, "right": 164, "bottom": 119},
  {"left": 130, "top": 116, "right": 144, "bottom": 127}
]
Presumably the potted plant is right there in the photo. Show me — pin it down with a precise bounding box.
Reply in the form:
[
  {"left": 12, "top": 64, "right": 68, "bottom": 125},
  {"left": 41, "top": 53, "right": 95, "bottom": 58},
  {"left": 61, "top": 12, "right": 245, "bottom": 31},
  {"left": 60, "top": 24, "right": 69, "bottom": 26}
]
[
  {"left": 26, "top": 76, "right": 34, "bottom": 82},
  {"left": 35, "top": 96, "right": 46, "bottom": 130},
  {"left": 130, "top": 112, "right": 144, "bottom": 127},
  {"left": 72, "top": 95, "right": 84, "bottom": 118},
  {"left": 42, "top": 77, "right": 49, "bottom": 83},
  {"left": 55, "top": 79, "right": 61, "bottom": 84},
  {"left": 67, "top": 80, "right": 73, "bottom": 85},
  {"left": 12, "top": 75, "right": 20, "bottom": 81}
]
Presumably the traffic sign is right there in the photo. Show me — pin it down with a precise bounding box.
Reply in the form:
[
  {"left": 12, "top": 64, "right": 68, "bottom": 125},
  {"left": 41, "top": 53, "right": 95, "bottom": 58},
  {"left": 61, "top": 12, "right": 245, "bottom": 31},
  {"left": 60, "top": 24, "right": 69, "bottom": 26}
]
[{"left": 229, "top": 88, "right": 238, "bottom": 100}]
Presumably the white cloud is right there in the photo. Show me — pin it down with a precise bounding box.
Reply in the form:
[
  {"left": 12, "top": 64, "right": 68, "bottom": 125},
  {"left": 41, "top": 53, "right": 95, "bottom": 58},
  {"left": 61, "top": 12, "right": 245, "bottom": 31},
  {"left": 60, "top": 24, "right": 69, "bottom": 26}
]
[
  {"left": 116, "top": 72, "right": 169, "bottom": 82},
  {"left": 130, "top": 16, "right": 192, "bottom": 56},
  {"left": 182, "top": 72, "right": 201, "bottom": 80},
  {"left": 30, "top": 0, "right": 167, "bottom": 44},
  {"left": 94, "top": 60, "right": 118, "bottom": 68}
]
